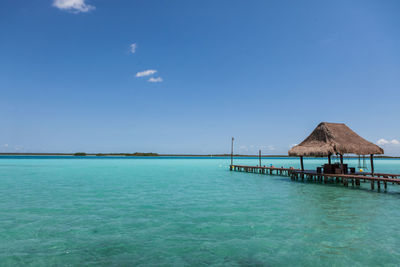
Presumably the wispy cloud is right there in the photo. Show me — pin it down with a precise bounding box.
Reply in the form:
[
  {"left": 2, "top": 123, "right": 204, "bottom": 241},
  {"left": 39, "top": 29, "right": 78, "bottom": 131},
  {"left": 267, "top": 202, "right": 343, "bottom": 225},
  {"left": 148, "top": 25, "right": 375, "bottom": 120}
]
[
  {"left": 377, "top": 138, "right": 389, "bottom": 145},
  {"left": 14, "top": 145, "right": 23, "bottom": 151},
  {"left": 0, "top": 144, "right": 8, "bottom": 152},
  {"left": 391, "top": 139, "right": 400, "bottom": 145},
  {"left": 135, "top": 69, "right": 157, "bottom": 77},
  {"left": 257, "top": 145, "right": 276, "bottom": 151},
  {"left": 377, "top": 138, "right": 400, "bottom": 156},
  {"left": 237, "top": 144, "right": 276, "bottom": 153},
  {"left": 239, "top": 145, "right": 248, "bottom": 152},
  {"left": 377, "top": 138, "right": 400, "bottom": 146},
  {"left": 53, "top": 0, "right": 94, "bottom": 13},
  {"left": 148, "top": 77, "right": 163, "bottom": 83},
  {"left": 130, "top": 43, "right": 137, "bottom": 54}
]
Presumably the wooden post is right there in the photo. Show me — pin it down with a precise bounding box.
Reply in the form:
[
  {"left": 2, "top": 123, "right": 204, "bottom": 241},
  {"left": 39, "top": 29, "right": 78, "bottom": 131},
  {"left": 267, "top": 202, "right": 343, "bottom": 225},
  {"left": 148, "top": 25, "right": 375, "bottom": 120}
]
[
  {"left": 370, "top": 154, "right": 374, "bottom": 175},
  {"left": 328, "top": 154, "right": 331, "bottom": 165},
  {"left": 300, "top": 156, "right": 304, "bottom": 171},
  {"left": 300, "top": 156, "right": 304, "bottom": 179},
  {"left": 259, "top": 150, "right": 261, "bottom": 167},
  {"left": 230, "top": 137, "right": 234, "bottom": 168},
  {"left": 340, "top": 154, "right": 344, "bottom": 173}
]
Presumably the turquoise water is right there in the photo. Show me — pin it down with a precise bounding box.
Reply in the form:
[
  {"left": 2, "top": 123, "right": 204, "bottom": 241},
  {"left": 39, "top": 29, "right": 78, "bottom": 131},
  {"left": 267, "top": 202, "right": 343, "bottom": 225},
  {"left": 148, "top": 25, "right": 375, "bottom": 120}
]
[{"left": 1, "top": 156, "right": 400, "bottom": 266}]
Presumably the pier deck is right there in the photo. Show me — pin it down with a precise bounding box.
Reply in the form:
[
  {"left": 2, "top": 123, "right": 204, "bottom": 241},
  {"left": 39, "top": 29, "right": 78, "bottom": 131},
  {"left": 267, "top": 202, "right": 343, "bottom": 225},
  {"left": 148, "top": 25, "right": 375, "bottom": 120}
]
[{"left": 230, "top": 165, "right": 400, "bottom": 191}]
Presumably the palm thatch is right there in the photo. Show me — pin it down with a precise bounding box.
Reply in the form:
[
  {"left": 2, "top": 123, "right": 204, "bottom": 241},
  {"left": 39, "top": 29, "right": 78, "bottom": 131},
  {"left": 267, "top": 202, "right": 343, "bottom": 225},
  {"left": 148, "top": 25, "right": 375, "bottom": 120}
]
[{"left": 288, "top": 122, "right": 384, "bottom": 157}]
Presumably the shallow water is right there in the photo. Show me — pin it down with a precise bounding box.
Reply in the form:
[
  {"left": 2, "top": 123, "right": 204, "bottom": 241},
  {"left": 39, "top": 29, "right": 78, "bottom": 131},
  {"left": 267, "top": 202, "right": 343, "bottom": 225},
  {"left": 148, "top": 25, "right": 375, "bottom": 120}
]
[{"left": 1, "top": 156, "right": 400, "bottom": 266}]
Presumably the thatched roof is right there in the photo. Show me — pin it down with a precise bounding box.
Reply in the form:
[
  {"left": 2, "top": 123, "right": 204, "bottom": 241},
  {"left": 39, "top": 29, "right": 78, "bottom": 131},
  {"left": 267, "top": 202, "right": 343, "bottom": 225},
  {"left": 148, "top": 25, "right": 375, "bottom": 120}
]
[{"left": 288, "top": 122, "right": 384, "bottom": 156}]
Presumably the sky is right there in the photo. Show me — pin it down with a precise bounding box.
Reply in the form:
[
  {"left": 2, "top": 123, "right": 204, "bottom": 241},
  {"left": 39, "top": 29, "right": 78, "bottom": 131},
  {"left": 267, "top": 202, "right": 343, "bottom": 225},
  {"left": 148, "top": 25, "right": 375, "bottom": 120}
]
[{"left": 1, "top": 0, "right": 400, "bottom": 155}]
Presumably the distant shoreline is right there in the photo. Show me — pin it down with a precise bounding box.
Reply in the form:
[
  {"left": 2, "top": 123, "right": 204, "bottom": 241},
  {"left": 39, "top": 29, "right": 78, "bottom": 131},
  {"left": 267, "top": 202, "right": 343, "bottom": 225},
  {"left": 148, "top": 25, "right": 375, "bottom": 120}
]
[{"left": 0, "top": 153, "right": 399, "bottom": 159}]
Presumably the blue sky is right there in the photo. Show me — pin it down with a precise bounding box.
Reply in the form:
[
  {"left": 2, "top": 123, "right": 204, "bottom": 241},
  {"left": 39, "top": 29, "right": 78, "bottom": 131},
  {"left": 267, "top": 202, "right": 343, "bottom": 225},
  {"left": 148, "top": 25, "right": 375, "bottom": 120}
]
[{"left": 1, "top": 0, "right": 400, "bottom": 155}]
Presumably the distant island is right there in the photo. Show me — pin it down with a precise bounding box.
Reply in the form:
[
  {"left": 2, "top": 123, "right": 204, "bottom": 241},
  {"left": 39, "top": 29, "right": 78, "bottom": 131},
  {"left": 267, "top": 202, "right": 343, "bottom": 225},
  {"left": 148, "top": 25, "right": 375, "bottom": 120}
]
[
  {"left": 0, "top": 153, "right": 399, "bottom": 158},
  {"left": 72, "top": 152, "right": 159, "bottom": 156},
  {"left": 94, "top": 152, "right": 159, "bottom": 157}
]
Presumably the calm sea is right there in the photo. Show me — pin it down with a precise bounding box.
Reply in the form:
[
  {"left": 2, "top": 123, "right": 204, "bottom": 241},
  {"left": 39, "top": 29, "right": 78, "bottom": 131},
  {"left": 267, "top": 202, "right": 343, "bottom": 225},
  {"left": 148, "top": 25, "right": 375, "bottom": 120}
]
[{"left": 1, "top": 156, "right": 400, "bottom": 266}]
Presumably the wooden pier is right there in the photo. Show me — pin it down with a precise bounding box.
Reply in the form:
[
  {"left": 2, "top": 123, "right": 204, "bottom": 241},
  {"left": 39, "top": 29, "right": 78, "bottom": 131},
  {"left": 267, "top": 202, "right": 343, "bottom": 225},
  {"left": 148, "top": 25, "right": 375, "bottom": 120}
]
[
  {"left": 229, "top": 123, "right": 400, "bottom": 192},
  {"left": 230, "top": 165, "right": 400, "bottom": 192}
]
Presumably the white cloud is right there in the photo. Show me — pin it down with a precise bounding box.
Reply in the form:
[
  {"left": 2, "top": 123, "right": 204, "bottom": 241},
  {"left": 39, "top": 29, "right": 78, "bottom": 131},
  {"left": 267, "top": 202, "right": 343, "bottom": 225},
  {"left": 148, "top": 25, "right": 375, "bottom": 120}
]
[
  {"left": 377, "top": 138, "right": 400, "bottom": 146},
  {"left": 130, "top": 43, "right": 137, "bottom": 54},
  {"left": 391, "top": 139, "right": 400, "bottom": 145},
  {"left": 148, "top": 77, "right": 163, "bottom": 83},
  {"left": 136, "top": 69, "right": 157, "bottom": 77},
  {"left": 2, "top": 144, "right": 8, "bottom": 148},
  {"left": 289, "top": 143, "right": 298, "bottom": 148},
  {"left": 377, "top": 138, "right": 389, "bottom": 145},
  {"left": 376, "top": 139, "right": 400, "bottom": 156},
  {"left": 53, "top": 0, "right": 94, "bottom": 13}
]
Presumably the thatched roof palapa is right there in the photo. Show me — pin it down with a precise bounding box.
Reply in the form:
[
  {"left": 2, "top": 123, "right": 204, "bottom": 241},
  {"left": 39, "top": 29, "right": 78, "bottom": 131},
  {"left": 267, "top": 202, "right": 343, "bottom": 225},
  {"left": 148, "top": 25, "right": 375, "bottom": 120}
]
[{"left": 288, "top": 122, "right": 384, "bottom": 157}]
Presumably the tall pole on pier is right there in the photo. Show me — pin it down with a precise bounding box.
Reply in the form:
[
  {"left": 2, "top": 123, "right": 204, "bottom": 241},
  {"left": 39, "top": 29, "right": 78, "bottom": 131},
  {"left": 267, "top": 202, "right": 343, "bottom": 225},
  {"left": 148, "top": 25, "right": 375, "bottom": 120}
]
[
  {"left": 300, "top": 156, "right": 304, "bottom": 171},
  {"left": 340, "top": 154, "right": 344, "bottom": 173},
  {"left": 231, "top": 137, "right": 234, "bottom": 167},
  {"left": 259, "top": 150, "right": 261, "bottom": 167},
  {"left": 370, "top": 154, "right": 374, "bottom": 175}
]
